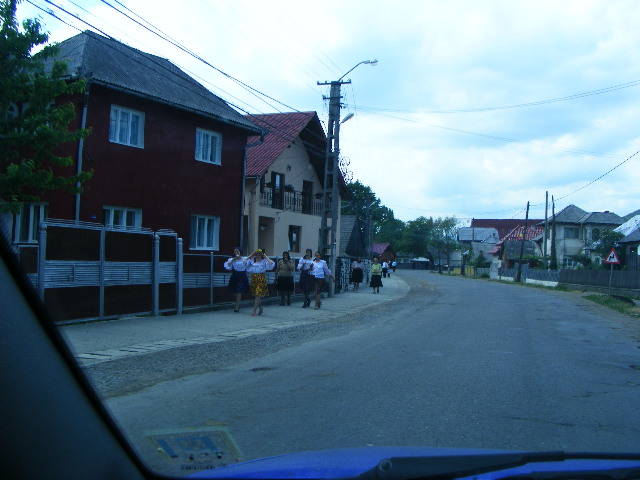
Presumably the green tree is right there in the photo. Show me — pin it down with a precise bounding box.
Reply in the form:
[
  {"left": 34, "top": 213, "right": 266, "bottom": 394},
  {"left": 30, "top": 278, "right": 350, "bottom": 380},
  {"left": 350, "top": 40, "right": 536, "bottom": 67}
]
[
  {"left": 431, "top": 216, "right": 459, "bottom": 271},
  {"left": 0, "top": 0, "right": 90, "bottom": 213},
  {"left": 397, "top": 216, "right": 434, "bottom": 257}
]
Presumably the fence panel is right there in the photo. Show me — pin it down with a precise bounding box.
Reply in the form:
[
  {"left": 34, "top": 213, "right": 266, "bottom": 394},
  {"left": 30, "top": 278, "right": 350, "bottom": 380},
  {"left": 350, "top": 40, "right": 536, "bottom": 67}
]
[{"left": 559, "top": 269, "right": 640, "bottom": 290}]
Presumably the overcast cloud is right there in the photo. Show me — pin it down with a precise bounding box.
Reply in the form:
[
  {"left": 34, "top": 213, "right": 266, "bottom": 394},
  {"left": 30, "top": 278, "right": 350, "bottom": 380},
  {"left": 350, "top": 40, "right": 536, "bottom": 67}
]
[{"left": 17, "top": 0, "right": 640, "bottom": 222}]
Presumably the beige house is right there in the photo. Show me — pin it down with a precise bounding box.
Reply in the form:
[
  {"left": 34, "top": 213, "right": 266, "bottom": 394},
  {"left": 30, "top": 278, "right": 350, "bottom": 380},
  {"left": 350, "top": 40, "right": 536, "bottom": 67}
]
[{"left": 242, "top": 112, "right": 342, "bottom": 258}]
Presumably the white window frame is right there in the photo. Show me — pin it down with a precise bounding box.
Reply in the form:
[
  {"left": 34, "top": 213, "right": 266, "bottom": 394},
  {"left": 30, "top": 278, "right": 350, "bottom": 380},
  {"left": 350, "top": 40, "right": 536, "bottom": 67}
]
[
  {"left": 190, "top": 214, "right": 220, "bottom": 251},
  {"left": 195, "top": 128, "right": 222, "bottom": 165},
  {"left": 13, "top": 203, "right": 47, "bottom": 244},
  {"left": 109, "top": 105, "right": 145, "bottom": 148},
  {"left": 103, "top": 206, "right": 142, "bottom": 230}
]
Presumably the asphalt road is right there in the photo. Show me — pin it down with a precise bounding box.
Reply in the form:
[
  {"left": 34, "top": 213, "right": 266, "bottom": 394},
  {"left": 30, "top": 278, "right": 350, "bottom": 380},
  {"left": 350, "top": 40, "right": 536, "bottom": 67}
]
[{"left": 105, "top": 271, "right": 640, "bottom": 475}]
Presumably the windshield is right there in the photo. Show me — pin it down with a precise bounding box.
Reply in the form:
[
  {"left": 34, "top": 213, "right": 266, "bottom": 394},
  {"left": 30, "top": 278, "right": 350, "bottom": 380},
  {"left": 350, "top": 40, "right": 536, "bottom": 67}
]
[{"left": 2, "top": 0, "right": 640, "bottom": 477}]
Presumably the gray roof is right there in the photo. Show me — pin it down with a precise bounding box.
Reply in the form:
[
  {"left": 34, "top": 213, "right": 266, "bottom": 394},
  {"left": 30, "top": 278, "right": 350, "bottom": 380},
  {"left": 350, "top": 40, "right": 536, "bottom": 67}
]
[
  {"left": 339, "top": 215, "right": 357, "bottom": 256},
  {"left": 623, "top": 209, "right": 640, "bottom": 221},
  {"left": 620, "top": 228, "right": 640, "bottom": 244},
  {"left": 49, "top": 31, "right": 259, "bottom": 133},
  {"left": 457, "top": 227, "right": 499, "bottom": 243},
  {"left": 550, "top": 204, "right": 587, "bottom": 224},
  {"left": 577, "top": 211, "right": 623, "bottom": 225},
  {"left": 339, "top": 215, "right": 367, "bottom": 258},
  {"left": 615, "top": 215, "right": 640, "bottom": 236}
]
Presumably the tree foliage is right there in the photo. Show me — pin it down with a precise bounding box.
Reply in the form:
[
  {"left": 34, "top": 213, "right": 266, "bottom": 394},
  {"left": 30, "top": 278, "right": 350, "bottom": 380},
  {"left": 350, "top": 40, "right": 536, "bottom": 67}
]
[{"left": 0, "top": 0, "right": 90, "bottom": 212}]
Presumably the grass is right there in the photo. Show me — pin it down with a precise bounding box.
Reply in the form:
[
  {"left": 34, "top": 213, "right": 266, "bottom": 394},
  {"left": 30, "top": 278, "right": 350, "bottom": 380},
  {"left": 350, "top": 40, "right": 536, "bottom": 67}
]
[{"left": 584, "top": 294, "right": 640, "bottom": 318}]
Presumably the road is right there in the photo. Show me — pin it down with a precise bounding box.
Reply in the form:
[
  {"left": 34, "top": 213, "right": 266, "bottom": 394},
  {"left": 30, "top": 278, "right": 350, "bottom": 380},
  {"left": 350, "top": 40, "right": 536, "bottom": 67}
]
[{"left": 103, "top": 271, "right": 640, "bottom": 475}]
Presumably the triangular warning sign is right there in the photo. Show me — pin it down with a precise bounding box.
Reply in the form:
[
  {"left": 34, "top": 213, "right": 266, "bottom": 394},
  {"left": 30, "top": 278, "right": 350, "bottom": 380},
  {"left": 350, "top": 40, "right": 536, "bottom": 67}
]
[{"left": 604, "top": 248, "right": 621, "bottom": 264}]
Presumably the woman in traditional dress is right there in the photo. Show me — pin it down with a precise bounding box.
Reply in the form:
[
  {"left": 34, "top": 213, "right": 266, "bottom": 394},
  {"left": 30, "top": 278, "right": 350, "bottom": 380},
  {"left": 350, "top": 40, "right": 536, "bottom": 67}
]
[
  {"left": 224, "top": 248, "right": 249, "bottom": 312},
  {"left": 276, "top": 251, "right": 295, "bottom": 306},
  {"left": 296, "top": 248, "right": 314, "bottom": 308},
  {"left": 247, "top": 248, "right": 275, "bottom": 316},
  {"left": 350, "top": 258, "right": 364, "bottom": 291},
  {"left": 309, "top": 251, "right": 334, "bottom": 309},
  {"left": 370, "top": 256, "right": 383, "bottom": 294}
]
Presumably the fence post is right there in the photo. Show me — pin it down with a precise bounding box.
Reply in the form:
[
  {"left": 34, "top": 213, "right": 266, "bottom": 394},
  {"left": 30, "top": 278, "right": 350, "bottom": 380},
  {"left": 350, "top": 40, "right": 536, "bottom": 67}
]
[
  {"left": 37, "top": 222, "right": 47, "bottom": 300},
  {"left": 99, "top": 228, "right": 105, "bottom": 318},
  {"left": 152, "top": 233, "right": 160, "bottom": 316},
  {"left": 209, "top": 252, "right": 214, "bottom": 306},
  {"left": 176, "top": 237, "right": 183, "bottom": 314}
]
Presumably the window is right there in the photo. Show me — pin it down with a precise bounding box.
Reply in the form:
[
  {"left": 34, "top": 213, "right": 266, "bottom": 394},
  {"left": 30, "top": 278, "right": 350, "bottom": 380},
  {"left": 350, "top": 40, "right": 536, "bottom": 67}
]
[
  {"left": 103, "top": 206, "right": 142, "bottom": 229},
  {"left": 13, "top": 203, "right": 47, "bottom": 243},
  {"left": 288, "top": 225, "right": 301, "bottom": 252},
  {"left": 564, "top": 226, "right": 579, "bottom": 239},
  {"left": 195, "top": 128, "right": 222, "bottom": 164},
  {"left": 109, "top": 105, "right": 144, "bottom": 148},
  {"left": 190, "top": 215, "right": 220, "bottom": 250}
]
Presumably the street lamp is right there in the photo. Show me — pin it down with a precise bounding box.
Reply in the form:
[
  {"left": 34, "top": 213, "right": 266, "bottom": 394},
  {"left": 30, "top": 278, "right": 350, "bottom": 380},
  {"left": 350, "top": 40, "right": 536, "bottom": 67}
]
[{"left": 317, "top": 59, "right": 378, "bottom": 297}]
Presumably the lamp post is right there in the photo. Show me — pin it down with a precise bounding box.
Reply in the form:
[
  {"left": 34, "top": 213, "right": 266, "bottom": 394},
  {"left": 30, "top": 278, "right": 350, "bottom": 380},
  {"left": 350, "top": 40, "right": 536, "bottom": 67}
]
[{"left": 318, "top": 59, "right": 377, "bottom": 296}]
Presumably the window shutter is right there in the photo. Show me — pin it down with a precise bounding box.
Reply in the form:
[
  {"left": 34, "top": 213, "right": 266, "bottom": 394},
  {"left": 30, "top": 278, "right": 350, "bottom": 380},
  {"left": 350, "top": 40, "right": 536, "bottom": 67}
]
[
  {"left": 190, "top": 216, "right": 197, "bottom": 249},
  {"left": 213, "top": 217, "right": 220, "bottom": 250},
  {"left": 109, "top": 107, "right": 117, "bottom": 142}
]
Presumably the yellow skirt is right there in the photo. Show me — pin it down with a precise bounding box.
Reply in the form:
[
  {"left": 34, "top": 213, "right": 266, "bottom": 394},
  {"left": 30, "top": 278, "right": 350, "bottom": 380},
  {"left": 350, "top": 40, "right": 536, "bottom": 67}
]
[{"left": 250, "top": 273, "right": 268, "bottom": 297}]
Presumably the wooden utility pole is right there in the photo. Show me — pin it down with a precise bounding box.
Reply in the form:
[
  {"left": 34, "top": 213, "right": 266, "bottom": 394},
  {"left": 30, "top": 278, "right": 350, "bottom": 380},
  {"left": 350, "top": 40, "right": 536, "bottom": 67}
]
[
  {"left": 543, "top": 191, "right": 549, "bottom": 266},
  {"left": 515, "top": 201, "right": 530, "bottom": 282},
  {"left": 318, "top": 79, "right": 350, "bottom": 296},
  {"left": 550, "top": 195, "right": 557, "bottom": 269}
]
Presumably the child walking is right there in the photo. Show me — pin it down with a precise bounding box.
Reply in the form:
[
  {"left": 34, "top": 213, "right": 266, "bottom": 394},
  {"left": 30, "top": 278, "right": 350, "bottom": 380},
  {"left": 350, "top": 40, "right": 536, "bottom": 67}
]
[{"left": 276, "top": 251, "right": 295, "bottom": 305}]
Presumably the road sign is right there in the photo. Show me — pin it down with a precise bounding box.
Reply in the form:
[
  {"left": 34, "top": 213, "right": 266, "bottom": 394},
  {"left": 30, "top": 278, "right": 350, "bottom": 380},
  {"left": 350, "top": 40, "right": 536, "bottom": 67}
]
[{"left": 604, "top": 247, "right": 621, "bottom": 265}]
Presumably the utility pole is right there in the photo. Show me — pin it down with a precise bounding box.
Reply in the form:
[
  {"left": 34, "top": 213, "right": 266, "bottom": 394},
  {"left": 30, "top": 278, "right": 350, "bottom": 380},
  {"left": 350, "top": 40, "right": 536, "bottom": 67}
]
[
  {"left": 550, "top": 195, "right": 557, "bottom": 270},
  {"left": 543, "top": 191, "right": 549, "bottom": 267},
  {"left": 515, "top": 201, "right": 530, "bottom": 282},
  {"left": 318, "top": 79, "right": 350, "bottom": 297}
]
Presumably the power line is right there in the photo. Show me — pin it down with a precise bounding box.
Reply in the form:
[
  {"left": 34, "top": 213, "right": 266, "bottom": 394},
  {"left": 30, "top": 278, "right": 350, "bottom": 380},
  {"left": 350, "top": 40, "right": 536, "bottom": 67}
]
[
  {"left": 347, "top": 78, "right": 640, "bottom": 115},
  {"left": 355, "top": 107, "right": 621, "bottom": 159}
]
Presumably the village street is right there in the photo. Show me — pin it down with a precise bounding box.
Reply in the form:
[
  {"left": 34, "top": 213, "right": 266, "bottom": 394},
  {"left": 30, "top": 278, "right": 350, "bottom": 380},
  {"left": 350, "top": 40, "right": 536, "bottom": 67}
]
[{"left": 68, "top": 270, "right": 640, "bottom": 475}]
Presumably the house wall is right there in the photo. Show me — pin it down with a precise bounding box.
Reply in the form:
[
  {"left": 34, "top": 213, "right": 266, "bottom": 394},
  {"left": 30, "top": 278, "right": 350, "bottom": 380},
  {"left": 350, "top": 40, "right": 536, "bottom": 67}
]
[
  {"left": 43, "top": 84, "right": 249, "bottom": 254},
  {"left": 545, "top": 222, "right": 622, "bottom": 266},
  {"left": 243, "top": 136, "right": 340, "bottom": 258}
]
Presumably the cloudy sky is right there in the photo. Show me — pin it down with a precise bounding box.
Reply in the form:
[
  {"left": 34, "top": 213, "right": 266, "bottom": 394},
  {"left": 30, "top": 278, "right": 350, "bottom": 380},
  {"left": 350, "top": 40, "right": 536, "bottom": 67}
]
[{"left": 16, "top": 0, "right": 640, "bottom": 222}]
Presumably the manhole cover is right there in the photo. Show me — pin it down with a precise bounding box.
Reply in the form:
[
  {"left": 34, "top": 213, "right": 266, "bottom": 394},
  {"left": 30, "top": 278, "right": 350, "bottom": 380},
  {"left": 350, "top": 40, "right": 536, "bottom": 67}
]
[{"left": 147, "top": 425, "right": 241, "bottom": 473}]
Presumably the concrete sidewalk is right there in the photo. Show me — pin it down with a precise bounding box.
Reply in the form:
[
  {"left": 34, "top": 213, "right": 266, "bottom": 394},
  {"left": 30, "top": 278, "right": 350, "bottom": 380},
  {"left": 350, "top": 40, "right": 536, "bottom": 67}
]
[{"left": 61, "top": 274, "right": 410, "bottom": 367}]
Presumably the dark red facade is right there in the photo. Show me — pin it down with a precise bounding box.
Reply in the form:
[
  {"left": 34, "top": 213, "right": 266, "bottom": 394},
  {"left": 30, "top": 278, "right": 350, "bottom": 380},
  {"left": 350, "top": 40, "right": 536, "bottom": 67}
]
[{"left": 46, "top": 84, "right": 250, "bottom": 253}]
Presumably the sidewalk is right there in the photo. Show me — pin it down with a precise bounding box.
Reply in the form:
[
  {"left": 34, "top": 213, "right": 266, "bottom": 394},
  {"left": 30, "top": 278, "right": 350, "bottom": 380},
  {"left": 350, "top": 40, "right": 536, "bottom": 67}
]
[{"left": 61, "top": 274, "right": 410, "bottom": 367}]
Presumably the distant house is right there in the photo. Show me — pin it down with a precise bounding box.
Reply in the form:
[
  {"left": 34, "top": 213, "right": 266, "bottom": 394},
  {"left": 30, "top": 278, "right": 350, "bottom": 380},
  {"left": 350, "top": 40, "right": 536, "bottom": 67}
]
[
  {"left": 242, "top": 111, "right": 343, "bottom": 257},
  {"left": 491, "top": 224, "right": 544, "bottom": 268},
  {"left": 2, "top": 31, "right": 260, "bottom": 254},
  {"left": 614, "top": 215, "right": 640, "bottom": 271},
  {"left": 470, "top": 218, "right": 543, "bottom": 241},
  {"left": 542, "top": 205, "right": 623, "bottom": 267},
  {"left": 372, "top": 242, "right": 396, "bottom": 262},
  {"left": 457, "top": 227, "right": 499, "bottom": 261},
  {"left": 339, "top": 215, "right": 368, "bottom": 259}
]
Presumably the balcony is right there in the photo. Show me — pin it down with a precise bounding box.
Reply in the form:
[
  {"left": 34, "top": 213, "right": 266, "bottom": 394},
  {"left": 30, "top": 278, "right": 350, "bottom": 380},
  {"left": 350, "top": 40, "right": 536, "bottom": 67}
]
[{"left": 259, "top": 187, "right": 324, "bottom": 216}]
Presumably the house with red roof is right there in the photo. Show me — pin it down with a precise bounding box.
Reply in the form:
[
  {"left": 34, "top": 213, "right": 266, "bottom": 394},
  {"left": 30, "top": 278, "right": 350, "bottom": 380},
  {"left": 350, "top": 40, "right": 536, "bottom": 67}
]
[
  {"left": 242, "top": 112, "right": 343, "bottom": 257},
  {"left": 371, "top": 242, "right": 396, "bottom": 263}
]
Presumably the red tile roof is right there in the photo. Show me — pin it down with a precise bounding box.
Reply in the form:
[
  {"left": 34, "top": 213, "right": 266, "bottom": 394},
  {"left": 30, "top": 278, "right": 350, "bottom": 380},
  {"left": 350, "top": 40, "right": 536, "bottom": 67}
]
[
  {"left": 245, "top": 112, "right": 319, "bottom": 177},
  {"left": 470, "top": 219, "right": 543, "bottom": 240},
  {"left": 501, "top": 224, "right": 544, "bottom": 241}
]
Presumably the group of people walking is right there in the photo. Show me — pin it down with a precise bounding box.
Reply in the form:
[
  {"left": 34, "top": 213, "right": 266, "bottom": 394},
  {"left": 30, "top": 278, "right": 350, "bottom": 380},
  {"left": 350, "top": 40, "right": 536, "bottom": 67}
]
[
  {"left": 225, "top": 248, "right": 398, "bottom": 314},
  {"left": 224, "top": 248, "right": 334, "bottom": 315}
]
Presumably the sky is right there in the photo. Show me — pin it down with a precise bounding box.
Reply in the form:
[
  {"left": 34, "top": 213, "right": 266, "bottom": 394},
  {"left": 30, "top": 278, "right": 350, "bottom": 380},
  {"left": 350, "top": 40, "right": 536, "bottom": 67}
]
[{"left": 15, "top": 0, "right": 640, "bottom": 223}]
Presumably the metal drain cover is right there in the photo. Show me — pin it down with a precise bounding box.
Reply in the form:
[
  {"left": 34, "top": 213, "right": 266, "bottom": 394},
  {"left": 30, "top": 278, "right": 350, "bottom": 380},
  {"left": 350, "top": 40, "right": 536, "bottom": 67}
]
[{"left": 146, "top": 425, "right": 241, "bottom": 474}]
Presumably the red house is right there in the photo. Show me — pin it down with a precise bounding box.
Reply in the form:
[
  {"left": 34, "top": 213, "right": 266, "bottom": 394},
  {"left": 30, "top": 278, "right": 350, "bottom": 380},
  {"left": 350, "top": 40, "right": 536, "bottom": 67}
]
[{"left": 4, "top": 31, "right": 260, "bottom": 254}]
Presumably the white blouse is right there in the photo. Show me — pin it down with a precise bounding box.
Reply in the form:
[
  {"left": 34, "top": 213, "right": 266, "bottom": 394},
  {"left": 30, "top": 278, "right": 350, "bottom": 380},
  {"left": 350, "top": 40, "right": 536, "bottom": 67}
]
[
  {"left": 297, "top": 258, "right": 314, "bottom": 272},
  {"left": 351, "top": 261, "right": 363, "bottom": 270},
  {"left": 224, "top": 257, "right": 249, "bottom": 272},
  {"left": 246, "top": 257, "right": 275, "bottom": 274},
  {"left": 310, "top": 259, "right": 332, "bottom": 279}
]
